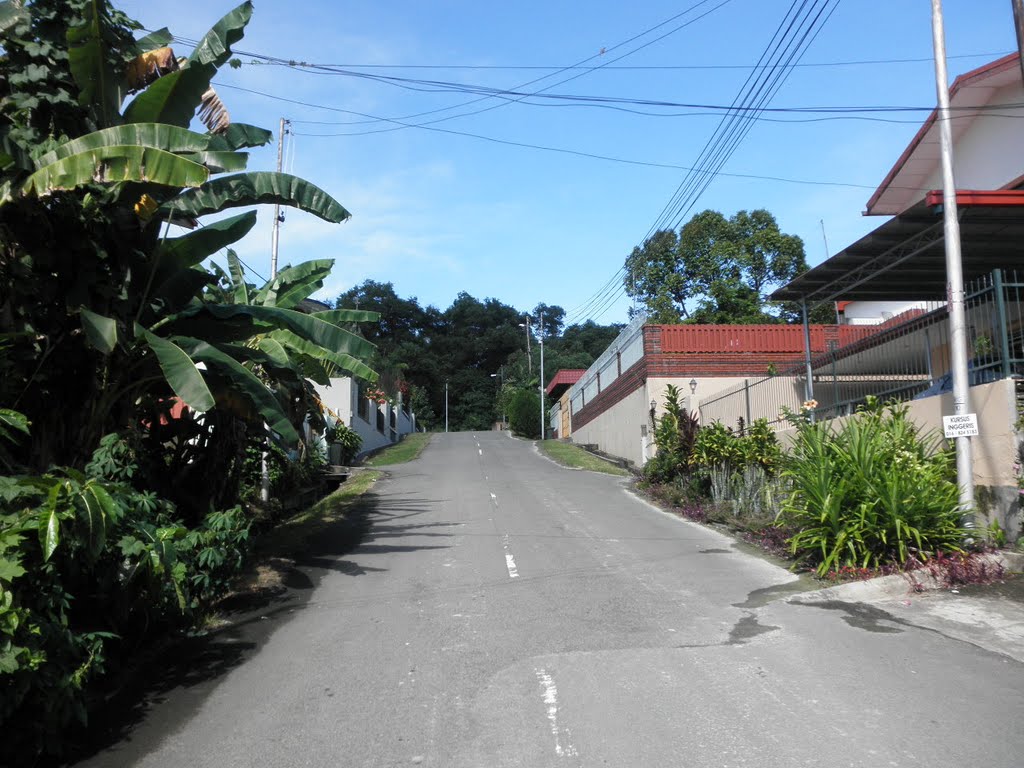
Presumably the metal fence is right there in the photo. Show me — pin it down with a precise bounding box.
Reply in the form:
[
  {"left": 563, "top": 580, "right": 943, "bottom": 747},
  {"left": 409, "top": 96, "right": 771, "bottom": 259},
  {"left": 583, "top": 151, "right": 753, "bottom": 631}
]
[{"left": 698, "top": 268, "right": 1024, "bottom": 430}]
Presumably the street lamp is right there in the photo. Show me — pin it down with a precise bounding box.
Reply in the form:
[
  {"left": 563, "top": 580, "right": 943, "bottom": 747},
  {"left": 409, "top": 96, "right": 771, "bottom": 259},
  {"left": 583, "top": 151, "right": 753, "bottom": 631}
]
[
  {"left": 518, "top": 317, "right": 532, "bottom": 376},
  {"left": 538, "top": 316, "right": 545, "bottom": 440},
  {"left": 491, "top": 368, "right": 506, "bottom": 429}
]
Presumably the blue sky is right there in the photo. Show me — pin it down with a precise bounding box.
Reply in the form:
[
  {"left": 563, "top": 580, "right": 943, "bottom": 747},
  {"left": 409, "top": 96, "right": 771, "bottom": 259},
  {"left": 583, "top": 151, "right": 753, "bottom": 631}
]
[{"left": 118, "top": 1, "right": 1017, "bottom": 326}]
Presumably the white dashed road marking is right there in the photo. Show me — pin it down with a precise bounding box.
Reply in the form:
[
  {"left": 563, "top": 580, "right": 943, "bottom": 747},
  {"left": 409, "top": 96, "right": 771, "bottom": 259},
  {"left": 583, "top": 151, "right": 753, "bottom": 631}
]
[
  {"left": 502, "top": 534, "right": 519, "bottom": 579},
  {"left": 536, "top": 668, "right": 577, "bottom": 757}
]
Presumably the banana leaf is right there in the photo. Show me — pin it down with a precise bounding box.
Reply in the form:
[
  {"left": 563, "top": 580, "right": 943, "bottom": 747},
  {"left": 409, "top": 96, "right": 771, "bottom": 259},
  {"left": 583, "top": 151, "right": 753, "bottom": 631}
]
[
  {"left": 160, "top": 211, "right": 257, "bottom": 268},
  {"left": 214, "top": 341, "right": 303, "bottom": 382},
  {"left": 138, "top": 328, "right": 215, "bottom": 412},
  {"left": 187, "top": 2, "right": 253, "bottom": 67},
  {"left": 80, "top": 307, "right": 117, "bottom": 354},
  {"left": 227, "top": 249, "right": 250, "bottom": 304},
  {"left": 160, "top": 172, "right": 350, "bottom": 223},
  {"left": 21, "top": 146, "right": 208, "bottom": 197},
  {"left": 311, "top": 309, "right": 382, "bottom": 325},
  {"left": 253, "top": 259, "right": 334, "bottom": 309},
  {"left": 210, "top": 123, "right": 273, "bottom": 150},
  {"left": 133, "top": 27, "right": 173, "bottom": 54},
  {"left": 122, "top": 67, "right": 214, "bottom": 129},
  {"left": 174, "top": 337, "right": 298, "bottom": 442},
  {"left": 37, "top": 124, "right": 218, "bottom": 168},
  {"left": 257, "top": 337, "right": 291, "bottom": 367},
  {"left": 149, "top": 268, "right": 218, "bottom": 318},
  {"left": 169, "top": 303, "right": 375, "bottom": 358},
  {"left": 272, "top": 330, "right": 378, "bottom": 382},
  {"left": 124, "top": 2, "right": 252, "bottom": 128},
  {"left": 0, "top": 1, "right": 29, "bottom": 36},
  {"left": 67, "top": 0, "right": 122, "bottom": 128},
  {"left": 183, "top": 150, "right": 249, "bottom": 174}
]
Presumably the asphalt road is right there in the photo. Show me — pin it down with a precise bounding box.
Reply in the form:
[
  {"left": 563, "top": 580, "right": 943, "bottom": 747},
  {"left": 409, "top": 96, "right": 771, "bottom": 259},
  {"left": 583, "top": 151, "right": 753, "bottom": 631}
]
[{"left": 77, "top": 432, "right": 1024, "bottom": 767}]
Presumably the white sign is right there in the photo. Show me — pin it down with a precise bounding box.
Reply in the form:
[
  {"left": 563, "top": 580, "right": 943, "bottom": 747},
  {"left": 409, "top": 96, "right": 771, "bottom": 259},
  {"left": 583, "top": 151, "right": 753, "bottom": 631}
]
[{"left": 943, "top": 413, "right": 979, "bottom": 439}]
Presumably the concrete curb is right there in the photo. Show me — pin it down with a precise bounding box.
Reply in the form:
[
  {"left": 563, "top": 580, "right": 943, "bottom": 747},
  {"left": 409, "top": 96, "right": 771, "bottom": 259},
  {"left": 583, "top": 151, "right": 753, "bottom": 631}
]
[{"left": 789, "top": 551, "right": 1023, "bottom": 605}]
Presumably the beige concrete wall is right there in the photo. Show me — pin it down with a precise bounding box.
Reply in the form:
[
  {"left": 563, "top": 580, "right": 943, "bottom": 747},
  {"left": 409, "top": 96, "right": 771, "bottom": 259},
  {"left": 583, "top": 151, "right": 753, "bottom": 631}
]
[
  {"left": 650, "top": 377, "right": 751, "bottom": 423},
  {"left": 777, "top": 379, "right": 1021, "bottom": 535},
  {"left": 574, "top": 376, "right": 767, "bottom": 466},
  {"left": 776, "top": 380, "right": 1016, "bottom": 483},
  {"left": 696, "top": 376, "right": 806, "bottom": 428},
  {"left": 571, "top": 386, "right": 651, "bottom": 467}
]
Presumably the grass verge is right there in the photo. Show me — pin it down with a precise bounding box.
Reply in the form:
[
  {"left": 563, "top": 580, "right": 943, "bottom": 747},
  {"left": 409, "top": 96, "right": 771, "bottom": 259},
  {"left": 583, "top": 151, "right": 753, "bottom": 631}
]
[
  {"left": 252, "top": 469, "right": 382, "bottom": 558},
  {"left": 538, "top": 440, "right": 630, "bottom": 476},
  {"left": 365, "top": 432, "right": 432, "bottom": 466}
]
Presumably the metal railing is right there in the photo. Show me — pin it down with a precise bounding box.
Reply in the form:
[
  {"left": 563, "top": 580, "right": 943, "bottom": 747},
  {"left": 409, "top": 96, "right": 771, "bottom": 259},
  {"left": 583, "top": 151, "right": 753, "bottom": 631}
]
[{"left": 698, "top": 268, "right": 1024, "bottom": 430}]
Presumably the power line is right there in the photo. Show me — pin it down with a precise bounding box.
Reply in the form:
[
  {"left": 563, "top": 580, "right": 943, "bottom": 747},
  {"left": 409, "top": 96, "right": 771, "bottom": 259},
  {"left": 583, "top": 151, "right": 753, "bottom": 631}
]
[
  {"left": 648, "top": 0, "right": 843, "bottom": 239},
  {"left": 320, "top": 0, "right": 738, "bottom": 135},
  {"left": 242, "top": 50, "right": 1009, "bottom": 72},
  {"left": 570, "top": 0, "right": 842, "bottom": 325}
]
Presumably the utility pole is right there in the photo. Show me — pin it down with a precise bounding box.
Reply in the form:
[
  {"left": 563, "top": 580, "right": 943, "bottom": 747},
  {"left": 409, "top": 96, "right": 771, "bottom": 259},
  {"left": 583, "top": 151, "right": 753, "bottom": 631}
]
[
  {"left": 931, "top": 0, "right": 975, "bottom": 522},
  {"left": 263, "top": 117, "right": 289, "bottom": 503},
  {"left": 270, "top": 117, "right": 289, "bottom": 280},
  {"left": 445, "top": 381, "right": 449, "bottom": 433},
  {"left": 520, "top": 315, "right": 532, "bottom": 376},
  {"left": 538, "top": 311, "right": 545, "bottom": 441},
  {"left": 1013, "top": 0, "right": 1024, "bottom": 83}
]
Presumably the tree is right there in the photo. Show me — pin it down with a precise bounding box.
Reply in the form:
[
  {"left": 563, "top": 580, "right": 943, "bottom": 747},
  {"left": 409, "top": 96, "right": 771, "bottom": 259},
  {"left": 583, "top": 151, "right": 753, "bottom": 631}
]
[
  {"left": 531, "top": 302, "right": 565, "bottom": 338},
  {"left": 0, "top": 0, "right": 379, "bottom": 497},
  {"left": 624, "top": 209, "right": 815, "bottom": 325},
  {"left": 0, "top": 1, "right": 380, "bottom": 758}
]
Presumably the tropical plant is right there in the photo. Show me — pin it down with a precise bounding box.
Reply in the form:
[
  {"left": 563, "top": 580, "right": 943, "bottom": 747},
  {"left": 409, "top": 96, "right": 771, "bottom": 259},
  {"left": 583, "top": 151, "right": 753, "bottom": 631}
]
[
  {"left": 0, "top": 2, "right": 382, "bottom": 759},
  {"left": 0, "top": 0, "right": 379, "bottom": 505},
  {"left": 645, "top": 384, "right": 700, "bottom": 483},
  {"left": 777, "top": 398, "right": 966, "bottom": 576},
  {"left": 331, "top": 423, "right": 362, "bottom": 465},
  {"left": 0, "top": 414, "right": 189, "bottom": 759}
]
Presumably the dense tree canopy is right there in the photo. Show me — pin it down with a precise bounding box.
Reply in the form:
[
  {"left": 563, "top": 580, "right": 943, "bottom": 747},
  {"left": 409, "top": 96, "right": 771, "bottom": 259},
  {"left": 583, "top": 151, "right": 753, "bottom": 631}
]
[
  {"left": 335, "top": 282, "right": 621, "bottom": 432},
  {"left": 624, "top": 209, "right": 824, "bottom": 325}
]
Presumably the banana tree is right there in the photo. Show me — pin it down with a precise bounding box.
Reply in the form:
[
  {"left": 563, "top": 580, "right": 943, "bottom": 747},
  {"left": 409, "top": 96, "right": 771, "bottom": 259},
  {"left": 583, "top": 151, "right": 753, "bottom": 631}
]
[{"left": 0, "top": 1, "right": 379, "bottom": 490}]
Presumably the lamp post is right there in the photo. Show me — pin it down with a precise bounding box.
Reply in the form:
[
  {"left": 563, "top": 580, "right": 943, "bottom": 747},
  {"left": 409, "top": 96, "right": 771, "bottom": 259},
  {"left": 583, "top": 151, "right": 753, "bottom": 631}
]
[
  {"left": 538, "top": 312, "right": 545, "bottom": 441},
  {"left": 444, "top": 380, "right": 448, "bottom": 433},
  {"left": 518, "top": 317, "right": 532, "bottom": 376},
  {"left": 491, "top": 367, "right": 506, "bottom": 429}
]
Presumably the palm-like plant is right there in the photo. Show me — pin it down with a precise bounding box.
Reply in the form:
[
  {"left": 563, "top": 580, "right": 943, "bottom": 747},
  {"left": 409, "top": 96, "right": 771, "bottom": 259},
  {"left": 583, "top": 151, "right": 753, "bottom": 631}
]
[{"left": 0, "top": 1, "right": 379, "bottom": 478}]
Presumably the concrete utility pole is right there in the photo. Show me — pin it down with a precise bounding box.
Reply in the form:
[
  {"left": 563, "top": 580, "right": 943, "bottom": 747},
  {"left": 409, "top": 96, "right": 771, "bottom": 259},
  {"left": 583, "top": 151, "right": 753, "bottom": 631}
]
[
  {"left": 931, "top": 0, "right": 975, "bottom": 521},
  {"left": 262, "top": 116, "right": 289, "bottom": 504},
  {"left": 445, "top": 381, "right": 449, "bottom": 433},
  {"left": 269, "top": 117, "right": 289, "bottom": 280},
  {"left": 520, "top": 316, "right": 532, "bottom": 376},
  {"left": 538, "top": 312, "right": 545, "bottom": 441},
  {"left": 1013, "top": 0, "right": 1024, "bottom": 83}
]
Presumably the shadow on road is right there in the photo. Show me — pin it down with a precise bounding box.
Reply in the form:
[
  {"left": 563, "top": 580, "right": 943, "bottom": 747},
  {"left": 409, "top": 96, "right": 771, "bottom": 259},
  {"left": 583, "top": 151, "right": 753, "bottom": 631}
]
[{"left": 61, "top": 484, "right": 456, "bottom": 767}]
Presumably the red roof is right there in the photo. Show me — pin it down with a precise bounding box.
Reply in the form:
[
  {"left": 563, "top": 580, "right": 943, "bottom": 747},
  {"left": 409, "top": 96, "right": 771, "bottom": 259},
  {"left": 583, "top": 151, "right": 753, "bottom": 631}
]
[{"left": 546, "top": 369, "right": 585, "bottom": 397}]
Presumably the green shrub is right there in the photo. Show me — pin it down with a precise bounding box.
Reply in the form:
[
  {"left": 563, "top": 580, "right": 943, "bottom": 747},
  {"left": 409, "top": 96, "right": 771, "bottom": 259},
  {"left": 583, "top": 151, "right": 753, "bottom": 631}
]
[
  {"left": 331, "top": 423, "right": 362, "bottom": 465},
  {"left": 508, "top": 388, "right": 540, "bottom": 438},
  {"left": 0, "top": 421, "right": 259, "bottom": 761},
  {"left": 180, "top": 506, "right": 251, "bottom": 607},
  {"left": 689, "top": 418, "right": 784, "bottom": 521},
  {"left": 644, "top": 384, "right": 700, "bottom": 483},
  {"left": 777, "top": 398, "right": 966, "bottom": 576},
  {"left": 0, "top": 468, "right": 188, "bottom": 760}
]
